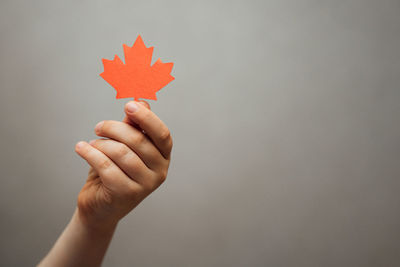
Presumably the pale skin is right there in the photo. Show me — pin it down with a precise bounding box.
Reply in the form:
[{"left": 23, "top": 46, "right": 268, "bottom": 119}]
[{"left": 38, "top": 101, "right": 172, "bottom": 267}]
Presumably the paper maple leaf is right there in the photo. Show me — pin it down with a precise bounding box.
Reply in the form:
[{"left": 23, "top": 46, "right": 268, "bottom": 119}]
[{"left": 100, "top": 35, "right": 174, "bottom": 100}]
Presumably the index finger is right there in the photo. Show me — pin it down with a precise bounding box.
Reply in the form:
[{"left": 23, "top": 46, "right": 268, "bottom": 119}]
[{"left": 124, "top": 101, "right": 173, "bottom": 159}]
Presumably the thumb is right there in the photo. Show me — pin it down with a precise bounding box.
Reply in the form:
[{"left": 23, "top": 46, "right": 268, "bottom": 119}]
[{"left": 122, "top": 100, "right": 150, "bottom": 126}]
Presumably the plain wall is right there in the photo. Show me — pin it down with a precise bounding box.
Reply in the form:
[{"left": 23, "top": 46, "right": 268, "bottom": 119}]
[{"left": 0, "top": 1, "right": 399, "bottom": 266}]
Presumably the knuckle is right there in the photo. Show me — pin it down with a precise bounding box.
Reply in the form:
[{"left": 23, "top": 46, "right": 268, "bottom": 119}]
[
  {"left": 158, "top": 170, "right": 168, "bottom": 184},
  {"left": 126, "top": 183, "right": 139, "bottom": 194},
  {"left": 146, "top": 171, "right": 167, "bottom": 192},
  {"left": 140, "top": 173, "right": 160, "bottom": 192},
  {"left": 141, "top": 181, "right": 154, "bottom": 193},
  {"left": 99, "top": 158, "right": 112, "bottom": 170},
  {"left": 129, "top": 158, "right": 142, "bottom": 170},
  {"left": 126, "top": 183, "right": 144, "bottom": 200},
  {"left": 163, "top": 134, "right": 173, "bottom": 158},
  {"left": 115, "top": 143, "right": 131, "bottom": 158},
  {"left": 131, "top": 132, "right": 146, "bottom": 147},
  {"left": 159, "top": 127, "right": 171, "bottom": 142},
  {"left": 167, "top": 136, "right": 173, "bottom": 151}
]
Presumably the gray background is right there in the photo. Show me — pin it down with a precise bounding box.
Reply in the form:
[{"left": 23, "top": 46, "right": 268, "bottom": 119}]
[{"left": 0, "top": 0, "right": 399, "bottom": 266}]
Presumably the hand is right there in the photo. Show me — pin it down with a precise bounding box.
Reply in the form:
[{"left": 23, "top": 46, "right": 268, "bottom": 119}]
[{"left": 74, "top": 101, "right": 172, "bottom": 230}]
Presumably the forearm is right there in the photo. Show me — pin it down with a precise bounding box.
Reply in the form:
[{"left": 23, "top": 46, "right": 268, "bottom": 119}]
[{"left": 38, "top": 208, "right": 117, "bottom": 267}]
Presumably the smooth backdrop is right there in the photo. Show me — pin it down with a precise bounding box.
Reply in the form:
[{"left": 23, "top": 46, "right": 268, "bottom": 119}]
[{"left": 1, "top": 1, "right": 399, "bottom": 266}]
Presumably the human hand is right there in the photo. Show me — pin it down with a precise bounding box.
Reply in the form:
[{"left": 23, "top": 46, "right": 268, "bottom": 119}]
[{"left": 74, "top": 101, "right": 172, "bottom": 230}]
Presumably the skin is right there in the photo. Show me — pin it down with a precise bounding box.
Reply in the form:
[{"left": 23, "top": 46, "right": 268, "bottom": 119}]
[{"left": 38, "top": 101, "right": 172, "bottom": 267}]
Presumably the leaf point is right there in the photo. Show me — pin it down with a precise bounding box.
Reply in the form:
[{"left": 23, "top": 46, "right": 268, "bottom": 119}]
[{"left": 100, "top": 35, "right": 174, "bottom": 100}]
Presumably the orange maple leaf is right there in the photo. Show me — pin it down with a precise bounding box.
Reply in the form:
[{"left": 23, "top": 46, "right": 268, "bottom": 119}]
[{"left": 100, "top": 35, "right": 174, "bottom": 100}]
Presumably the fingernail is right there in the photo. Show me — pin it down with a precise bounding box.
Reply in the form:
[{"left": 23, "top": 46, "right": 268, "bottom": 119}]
[
  {"left": 95, "top": 121, "right": 104, "bottom": 133},
  {"left": 76, "top": 141, "right": 85, "bottom": 149},
  {"left": 126, "top": 102, "right": 139, "bottom": 113},
  {"left": 89, "top": 139, "right": 96, "bottom": 145}
]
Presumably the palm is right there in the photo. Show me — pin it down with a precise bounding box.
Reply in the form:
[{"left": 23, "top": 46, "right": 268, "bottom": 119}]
[{"left": 77, "top": 168, "right": 116, "bottom": 224}]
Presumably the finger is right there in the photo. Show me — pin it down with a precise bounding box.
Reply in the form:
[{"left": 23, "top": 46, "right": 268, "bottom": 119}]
[
  {"left": 89, "top": 139, "right": 156, "bottom": 188},
  {"left": 124, "top": 101, "right": 173, "bottom": 159},
  {"left": 94, "top": 120, "right": 165, "bottom": 170},
  {"left": 75, "top": 141, "right": 140, "bottom": 194},
  {"left": 122, "top": 100, "right": 150, "bottom": 128}
]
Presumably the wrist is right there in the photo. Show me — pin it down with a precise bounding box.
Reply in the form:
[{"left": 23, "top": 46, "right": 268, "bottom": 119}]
[{"left": 73, "top": 208, "right": 118, "bottom": 236}]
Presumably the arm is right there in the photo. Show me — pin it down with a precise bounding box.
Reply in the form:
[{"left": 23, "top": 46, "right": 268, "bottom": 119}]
[
  {"left": 39, "top": 101, "right": 172, "bottom": 267},
  {"left": 38, "top": 209, "right": 116, "bottom": 267}
]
